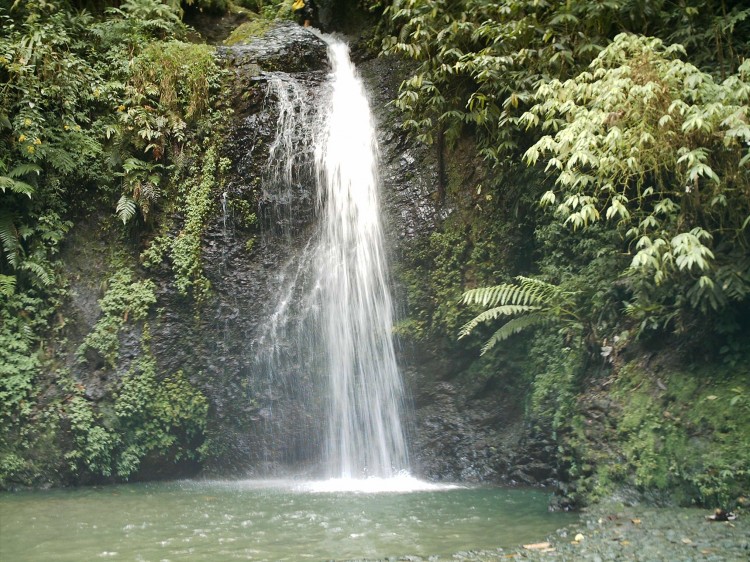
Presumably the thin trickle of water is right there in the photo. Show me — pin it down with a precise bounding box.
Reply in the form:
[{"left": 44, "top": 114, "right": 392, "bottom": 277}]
[
  {"left": 252, "top": 37, "right": 408, "bottom": 479},
  {"left": 221, "top": 191, "right": 228, "bottom": 237},
  {"left": 264, "top": 74, "right": 319, "bottom": 218}
]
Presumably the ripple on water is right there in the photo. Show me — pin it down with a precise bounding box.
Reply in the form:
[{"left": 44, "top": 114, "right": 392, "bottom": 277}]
[{"left": 0, "top": 479, "right": 573, "bottom": 561}]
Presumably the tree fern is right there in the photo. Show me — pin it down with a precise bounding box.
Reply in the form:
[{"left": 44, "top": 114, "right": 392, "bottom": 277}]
[
  {"left": 460, "top": 276, "right": 581, "bottom": 354},
  {"left": 480, "top": 311, "right": 550, "bottom": 355}
]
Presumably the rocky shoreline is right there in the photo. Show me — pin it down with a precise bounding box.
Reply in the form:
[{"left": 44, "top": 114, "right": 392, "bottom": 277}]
[{"left": 339, "top": 503, "right": 749, "bottom": 562}]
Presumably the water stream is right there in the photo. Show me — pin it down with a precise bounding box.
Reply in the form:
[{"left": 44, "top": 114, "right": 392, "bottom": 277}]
[
  {"left": 253, "top": 37, "right": 407, "bottom": 479},
  {"left": 314, "top": 40, "right": 408, "bottom": 478}
]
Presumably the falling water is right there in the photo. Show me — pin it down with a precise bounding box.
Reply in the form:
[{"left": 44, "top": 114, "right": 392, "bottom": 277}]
[
  {"left": 314, "top": 41, "right": 408, "bottom": 478},
  {"left": 255, "top": 37, "right": 409, "bottom": 479}
]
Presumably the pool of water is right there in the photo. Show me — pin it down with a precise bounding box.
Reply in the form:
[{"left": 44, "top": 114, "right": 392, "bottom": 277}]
[{"left": 0, "top": 478, "right": 573, "bottom": 561}]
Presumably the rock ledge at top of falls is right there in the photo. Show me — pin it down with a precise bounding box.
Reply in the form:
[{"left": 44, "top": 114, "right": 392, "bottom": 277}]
[{"left": 218, "top": 21, "right": 329, "bottom": 74}]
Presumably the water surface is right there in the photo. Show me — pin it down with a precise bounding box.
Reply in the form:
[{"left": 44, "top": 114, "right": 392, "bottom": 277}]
[{"left": 0, "top": 479, "right": 572, "bottom": 561}]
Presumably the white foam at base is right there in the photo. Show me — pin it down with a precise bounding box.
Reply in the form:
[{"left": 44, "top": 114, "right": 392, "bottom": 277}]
[{"left": 299, "top": 474, "right": 461, "bottom": 494}]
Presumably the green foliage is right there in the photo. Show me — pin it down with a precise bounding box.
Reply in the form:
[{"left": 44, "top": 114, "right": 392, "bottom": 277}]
[
  {"left": 385, "top": 2, "right": 750, "bottom": 510},
  {"left": 383, "top": 0, "right": 750, "bottom": 162},
  {"left": 139, "top": 145, "right": 227, "bottom": 303},
  {"left": 64, "top": 388, "right": 117, "bottom": 477},
  {"left": 526, "top": 333, "right": 585, "bottom": 434},
  {"left": 116, "top": 158, "right": 168, "bottom": 223},
  {"left": 0, "top": 401, "right": 62, "bottom": 489},
  {"left": 96, "top": 0, "right": 186, "bottom": 45},
  {"left": 0, "top": 0, "right": 227, "bottom": 489},
  {"left": 394, "top": 152, "right": 535, "bottom": 344},
  {"left": 112, "top": 360, "right": 208, "bottom": 478},
  {"left": 585, "top": 358, "right": 750, "bottom": 507},
  {"left": 460, "top": 276, "right": 581, "bottom": 354},
  {"left": 0, "top": 292, "right": 49, "bottom": 419},
  {"left": 395, "top": 228, "right": 469, "bottom": 340},
  {"left": 110, "top": 40, "right": 224, "bottom": 224},
  {"left": 64, "top": 351, "right": 208, "bottom": 479},
  {"left": 186, "top": 0, "right": 230, "bottom": 15},
  {"left": 77, "top": 269, "right": 156, "bottom": 367},
  {"left": 224, "top": 18, "right": 272, "bottom": 46},
  {"left": 1, "top": 4, "right": 100, "bottom": 293},
  {"left": 0, "top": 285, "right": 65, "bottom": 489},
  {"left": 524, "top": 34, "right": 750, "bottom": 331},
  {"left": 171, "top": 146, "right": 220, "bottom": 300},
  {"left": 125, "top": 40, "right": 220, "bottom": 128},
  {"left": 229, "top": 197, "right": 258, "bottom": 229}
]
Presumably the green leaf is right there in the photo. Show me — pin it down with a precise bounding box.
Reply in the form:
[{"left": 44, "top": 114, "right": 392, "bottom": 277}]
[
  {"left": 116, "top": 195, "right": 137, "bottom": 224},
  {"left": 480, "top": 312, "right": 549, "bottom": 354},
  {"left": 0, "top": 274, "right": 16, "bottom": 297}
]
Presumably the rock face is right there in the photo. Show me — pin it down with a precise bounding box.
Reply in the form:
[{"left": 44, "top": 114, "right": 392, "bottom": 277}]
[
  {"left": 174, "top": 23, "right": 332, "bottom": 474},
  {"left": 219, "top": 21, "right": 329, "bottom": 74}
]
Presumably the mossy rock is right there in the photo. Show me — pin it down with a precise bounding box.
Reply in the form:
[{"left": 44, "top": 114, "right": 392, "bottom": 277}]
[
  {"left": 219, "top": 21, "right": 328, "bottom": 73},
  {"left": 224, "top": 18, "right": 272, "bottom": 46}
]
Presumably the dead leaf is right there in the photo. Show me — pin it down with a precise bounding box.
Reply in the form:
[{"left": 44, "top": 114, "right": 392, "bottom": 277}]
[{"left": 523, "top": 542, "right": 552, "bottom": 550}]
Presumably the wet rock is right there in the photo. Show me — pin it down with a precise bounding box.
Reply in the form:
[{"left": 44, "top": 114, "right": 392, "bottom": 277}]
[
  {"left": 360, "top": 55, "right": 440, "bottom": 242},
  {"left": 218, "top": 21, "right": 328, "bottom": 74}
]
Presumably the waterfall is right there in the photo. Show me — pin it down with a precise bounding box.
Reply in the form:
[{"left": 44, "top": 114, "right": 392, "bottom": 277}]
[
  {"left": 315, "top": 41, "right": 408, "bottom": 478},
  {"left": 254, "top": 37, "right": 409, "bottom": 479}
]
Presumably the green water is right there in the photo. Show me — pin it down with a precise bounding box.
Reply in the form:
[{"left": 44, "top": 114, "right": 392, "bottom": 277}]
[{"left": 0, "top": 479, "right": 572, "bottom": 561}]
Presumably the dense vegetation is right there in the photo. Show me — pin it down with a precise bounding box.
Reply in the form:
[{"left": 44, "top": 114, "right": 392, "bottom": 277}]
[
  {"left": 382, "top": 0, "right": 750, "bottom": 508},
  {"left": 1, "top": 0, "right": 748, "bottom": 510},
  {"left": 0, "top": 0, "right": 242, "bottom": 487}
]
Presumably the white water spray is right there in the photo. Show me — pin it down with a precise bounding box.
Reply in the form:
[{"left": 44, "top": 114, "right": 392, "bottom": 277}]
[
  {"left": 314, "top": 41, "right": 409, "bottom": 478},
  {"left": 254, "top": 37, "right": 409, "bottom": 482}
]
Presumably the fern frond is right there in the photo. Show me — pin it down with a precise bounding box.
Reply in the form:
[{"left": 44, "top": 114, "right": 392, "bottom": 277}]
[
  {"left": 7, "top": 163, "right": 41, "bottom": 178},
  {"left": 462, "top": 277, "right": 560, "bottom": 308},
  {"left": 47, "top": 147, "right": 77, "bottom": 174},
  {"left": 0, "top": 212, "right": 20, "bottom": 268},
  {"left": 19, "top": 260, "right": 53, "bottom": 286},
  {"left": 459, "top": 304, "right": 541, "bottom": 338},
  {"left": 461, "top": 283, "right": 517, "bottom": 307},
  {"left": 516, "top": 276, "right": 561, "bottom": 304},
  {"left": 0, "top": 274, "right": 16, "bottom": 297},
  {"left": 116, "top": 195, "right": 137, "bottom": 224},
  {"left": 480, "top": 312, "right": 550, "bottom": 354},
  {"left": 0, "top": 176, "right": 35, "bottom": 197}
]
